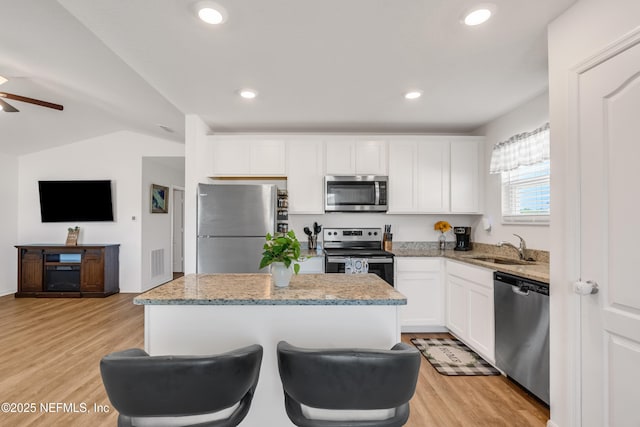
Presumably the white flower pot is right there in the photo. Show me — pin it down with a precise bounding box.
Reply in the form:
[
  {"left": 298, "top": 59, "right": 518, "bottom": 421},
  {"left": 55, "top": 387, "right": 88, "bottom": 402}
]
[{"left": 271, "top": 262, "right": 293, "bottom": 287}]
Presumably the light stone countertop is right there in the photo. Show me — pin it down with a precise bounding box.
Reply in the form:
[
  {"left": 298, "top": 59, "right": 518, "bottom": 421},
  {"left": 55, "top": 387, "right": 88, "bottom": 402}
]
[
  {"left": 134, "top": 273, "right": 406, "bottom": 306},
  {"left": 391, "top": 243, "right": 550, "bottom": 284}
]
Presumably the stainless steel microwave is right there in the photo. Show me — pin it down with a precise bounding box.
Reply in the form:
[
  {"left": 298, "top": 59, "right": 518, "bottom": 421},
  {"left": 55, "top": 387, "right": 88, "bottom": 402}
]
[{"left": 324, "top": 176, "right": 388, "bottom": 212}]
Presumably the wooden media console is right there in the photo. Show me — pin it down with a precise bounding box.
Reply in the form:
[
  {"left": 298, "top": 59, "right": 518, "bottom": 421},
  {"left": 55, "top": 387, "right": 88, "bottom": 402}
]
[{"left": 15, "top": 244, "right": 119, "bottom": 297}]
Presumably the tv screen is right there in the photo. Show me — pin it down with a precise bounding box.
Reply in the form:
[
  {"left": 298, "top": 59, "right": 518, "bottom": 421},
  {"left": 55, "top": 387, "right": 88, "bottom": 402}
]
[{"left": 38, "top": 180, "right": 114, "bottom": 222}]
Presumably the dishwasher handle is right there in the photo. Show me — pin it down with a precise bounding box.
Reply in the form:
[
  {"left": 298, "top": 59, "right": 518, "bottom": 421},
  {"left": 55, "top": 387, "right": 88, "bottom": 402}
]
[{"left": 511, "top": 285, "right": 530, "bottom": 296}]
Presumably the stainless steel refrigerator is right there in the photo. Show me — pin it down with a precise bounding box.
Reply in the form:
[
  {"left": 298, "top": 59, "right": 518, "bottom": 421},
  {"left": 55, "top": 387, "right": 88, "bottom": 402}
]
[{"left": 197, "top": 183, "right": 276, "bottom": 273}]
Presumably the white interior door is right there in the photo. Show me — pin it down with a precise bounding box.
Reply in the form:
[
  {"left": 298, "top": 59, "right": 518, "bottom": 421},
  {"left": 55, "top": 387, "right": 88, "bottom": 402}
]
[
  {"left": 577, "top": 35, "right": 640, "bottom": 427},
  {"left": 172, "top": 188, "right": 184, "bottom": 273}
]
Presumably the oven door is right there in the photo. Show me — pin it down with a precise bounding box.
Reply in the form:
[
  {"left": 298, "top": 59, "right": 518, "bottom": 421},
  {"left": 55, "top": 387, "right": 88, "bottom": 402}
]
[
  {"left": 325, "top": 256, "right": 394, "bottom": 286},
  {"left": 325, "top": 176, "right": 387, "bottom": 212}
]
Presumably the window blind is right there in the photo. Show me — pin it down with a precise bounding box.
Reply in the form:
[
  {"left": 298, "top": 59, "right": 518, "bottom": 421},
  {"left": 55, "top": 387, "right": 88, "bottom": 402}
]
[{"left": 501, "top": 160, "right": 550, "bottom": 223}]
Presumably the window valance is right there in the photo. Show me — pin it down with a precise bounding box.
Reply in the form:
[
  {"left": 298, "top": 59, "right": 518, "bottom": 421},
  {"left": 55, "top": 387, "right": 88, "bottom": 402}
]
[{"left": 490, "top": 122, "right": 550, "bottom": 174}]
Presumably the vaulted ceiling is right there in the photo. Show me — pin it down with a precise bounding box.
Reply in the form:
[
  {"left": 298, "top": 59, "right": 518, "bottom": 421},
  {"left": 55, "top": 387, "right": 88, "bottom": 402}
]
[{"left": 0, "top": 0, "right": 576, "bottom": 155}]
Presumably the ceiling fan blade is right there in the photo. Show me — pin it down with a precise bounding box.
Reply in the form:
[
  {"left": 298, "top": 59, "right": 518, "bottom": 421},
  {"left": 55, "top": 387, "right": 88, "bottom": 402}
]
[
  {"left": 0, "top": 92, "right": 63, "bottom": 111},
  {"left": 0, "top": 98, "right": 19, "bottom": 112}
]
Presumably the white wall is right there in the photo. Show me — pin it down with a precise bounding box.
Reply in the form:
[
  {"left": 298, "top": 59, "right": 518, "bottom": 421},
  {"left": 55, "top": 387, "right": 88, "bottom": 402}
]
[
  {"left": 0, "top": 153, "right": 19, "bottom": 296},
  {"left": 474, "top": 91, "right": 550, "bottom": 250},
  {"left": 141, "top": 157, "right": 185, "bottom": 291},
  {"left": 548, "top": 1, "right": 640, "bottom": 426},
  {"left": 184, "top": 115, "right": 212, "bottom": 274},
  {"left": 18, "top": 131, "right": 184, "bottom": 293}
]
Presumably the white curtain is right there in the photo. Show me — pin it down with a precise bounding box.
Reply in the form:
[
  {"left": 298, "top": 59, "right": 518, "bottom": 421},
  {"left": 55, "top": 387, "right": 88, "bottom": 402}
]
[{"left": 490, "top": 122, "right": 550, "bottom": 174}]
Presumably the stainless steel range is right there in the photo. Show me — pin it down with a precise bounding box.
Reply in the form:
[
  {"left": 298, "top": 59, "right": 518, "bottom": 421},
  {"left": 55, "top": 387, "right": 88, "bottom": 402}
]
[{"left": 323, "top": 228, "right": 394, "bottom": 286}]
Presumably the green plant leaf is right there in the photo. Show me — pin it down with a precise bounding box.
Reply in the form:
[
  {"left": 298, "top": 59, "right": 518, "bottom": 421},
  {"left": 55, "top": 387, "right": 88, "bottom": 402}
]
[{"left": 259, "top": 231, "right": 303, "bottom": 270}]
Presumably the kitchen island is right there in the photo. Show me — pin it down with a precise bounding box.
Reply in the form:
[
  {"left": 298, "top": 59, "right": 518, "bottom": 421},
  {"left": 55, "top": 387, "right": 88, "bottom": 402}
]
[{"left": 134, "top": 273, "right": 406, "bottom": 427}]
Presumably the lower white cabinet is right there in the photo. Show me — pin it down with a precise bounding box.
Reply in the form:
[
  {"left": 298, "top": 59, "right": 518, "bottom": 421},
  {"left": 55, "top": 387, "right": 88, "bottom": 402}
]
[
  {"left": 445, "top": 260, "right": 495, "bottom": 363},
  {"left": 297, "top": 256, "right": 324, "bottom": 274},
  {"left": 395, "top": 257, "right": 446, "bottom": 332}
]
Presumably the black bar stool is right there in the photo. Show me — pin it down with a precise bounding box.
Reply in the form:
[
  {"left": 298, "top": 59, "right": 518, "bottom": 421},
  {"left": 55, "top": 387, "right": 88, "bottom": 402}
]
[
  {"left": 277, "top": 341, "right": 420, "bottom": 427},
  {"left": 100, "top": 344, "right": 263, "bottom": 427}
]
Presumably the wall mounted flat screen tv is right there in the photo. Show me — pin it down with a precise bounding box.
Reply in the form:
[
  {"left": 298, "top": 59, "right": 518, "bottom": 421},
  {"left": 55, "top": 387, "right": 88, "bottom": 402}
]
[{"left": 38, "top": 180, "right": 114, "bottom": 222}]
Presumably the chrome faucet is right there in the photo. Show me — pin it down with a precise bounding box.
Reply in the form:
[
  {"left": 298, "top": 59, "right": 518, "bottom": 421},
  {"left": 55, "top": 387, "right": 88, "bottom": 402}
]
[{"left": 497, "top": 234, "right": 527, "bottom": 260}]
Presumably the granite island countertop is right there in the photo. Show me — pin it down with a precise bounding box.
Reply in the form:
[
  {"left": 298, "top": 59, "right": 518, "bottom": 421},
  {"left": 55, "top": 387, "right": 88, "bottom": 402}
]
[
  {"left": 391, "top": 244, "right": 550, "bottom": 284},
  {"left": 134, "top": 273, "right": 406, "bottom": 306}
]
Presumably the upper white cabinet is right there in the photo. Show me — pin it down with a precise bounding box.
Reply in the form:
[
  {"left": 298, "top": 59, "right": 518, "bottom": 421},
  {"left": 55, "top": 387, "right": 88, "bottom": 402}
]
[
  {"left": 388, "top": 140, "right": 417, "bottom": 212},
  {"left": 209, "top": 136, "right": 286, "bottom": 176},
  {"left": 388, "top": 138, "right": 450, "bottom": 213},
  {"left": 445, "top": 259, "right": 495, "bottom": 363},
  {"left": 325, "top": 138, "right": 387, "bottom": 175},
  {"left": 206, "top": 134, "right": 482, "bottom": 214},
  {"left": 396, "top": 257, "right": 445, "bottom": 332},
  {"left": 286, "top": 139, "right": 324, "bottom": 214},
  {"left": 389, "top": 136, "right": 481, "bottom": 214},
  {"left": 450, "top": 139, "right": 483, "bottom": 213}
]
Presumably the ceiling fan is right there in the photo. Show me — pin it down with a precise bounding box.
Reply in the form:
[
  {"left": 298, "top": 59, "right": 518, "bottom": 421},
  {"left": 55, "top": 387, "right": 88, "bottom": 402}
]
[{"left": 0, "top": 75, "right": 64, "bottom": 112}]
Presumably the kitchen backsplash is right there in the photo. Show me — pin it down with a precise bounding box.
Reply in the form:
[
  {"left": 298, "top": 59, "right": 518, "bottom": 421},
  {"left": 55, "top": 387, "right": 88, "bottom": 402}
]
[
  {"left": 288, "top": 213, "right": 478, "bottom": 243},
  {"left": 388, "top": 241, "right": 549, "bottom": 263}
]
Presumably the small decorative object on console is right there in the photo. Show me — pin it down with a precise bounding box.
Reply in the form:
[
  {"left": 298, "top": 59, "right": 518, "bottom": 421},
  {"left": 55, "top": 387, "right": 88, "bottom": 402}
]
[{"left": 66, "top": 226, "right": 80, "bottom": 246}]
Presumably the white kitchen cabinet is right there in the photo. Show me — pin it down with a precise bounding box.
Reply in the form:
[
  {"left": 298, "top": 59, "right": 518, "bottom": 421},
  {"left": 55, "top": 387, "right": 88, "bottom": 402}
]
[
  {"left": 418, "top": 139, "right": 450, "bottom": 212},
  {"left": 445, "top": 259, "right": 495, "bottom": 363},
  {"left": 445, "top": 273, "right": 467, "bottom": 338},
  {"left": 209, "top": 136, "right": 286, "bottom": 176},
  {"left": 355, "top": 139, "right": 387, "bottom": 175},
  {"left": 210, "top": 138, "right": 250, "bottom": 175},
  {"left": 251, "top": 140, "right": 286, "bottom": 175},
  {"left": 388, "top": 140, "right": 417, "bottom": 212},
  {"left": 297, "top": 256, "right": 324, "bottom": 274},
  {"left": 286, "top": 139, "right": 324, "bottom": 214},
  {"left": 450, "top": 139, "right": 483, "bottom": 213},
  {"left": 396, "top": 257, "right": 446, "bottom": 332},
  {"left": 325, "top": 138, "right": 387, "bottom": 175},
  {"left": 388, "top": 138, "right": 449, "bottom": 213}
]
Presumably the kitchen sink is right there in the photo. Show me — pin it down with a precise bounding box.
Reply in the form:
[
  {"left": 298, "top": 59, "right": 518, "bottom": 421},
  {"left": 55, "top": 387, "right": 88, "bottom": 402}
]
[{"left": 466, "top": 256, "right": 535, "bottom": 265}]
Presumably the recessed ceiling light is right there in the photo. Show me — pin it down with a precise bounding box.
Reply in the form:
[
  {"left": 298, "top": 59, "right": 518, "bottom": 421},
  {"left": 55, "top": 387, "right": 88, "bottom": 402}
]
[
  {"left": 195, "top": 2, "right": 227, "bottom": 25},
  {"left": 463, "top": 4, "right": 495, "bottom": 26},
  {"left": 405, "top": 91, "right": 423, "bottom": 100},
  {"left": 239, "top": 89, "right": 257, "bottom": 99}
]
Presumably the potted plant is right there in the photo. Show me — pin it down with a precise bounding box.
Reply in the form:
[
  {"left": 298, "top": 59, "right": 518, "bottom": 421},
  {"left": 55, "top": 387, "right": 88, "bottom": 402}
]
[{"left": 259, "top": 230, "right": 302, "bottom": 287}]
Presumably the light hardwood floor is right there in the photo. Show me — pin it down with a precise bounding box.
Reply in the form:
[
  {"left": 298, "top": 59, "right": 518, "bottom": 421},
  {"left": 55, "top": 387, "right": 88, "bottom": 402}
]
[{"left": 0, "top": 293, "right": 549, "bottom": 426}]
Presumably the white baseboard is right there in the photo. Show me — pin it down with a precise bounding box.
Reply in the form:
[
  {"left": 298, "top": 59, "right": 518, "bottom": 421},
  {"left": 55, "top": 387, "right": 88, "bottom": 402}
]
[
  {"left": 401, "top": 325, "right": 448, "bottom": 333},
  {"left": 0, "top": 288, "right": 15, "bottom": 297}
]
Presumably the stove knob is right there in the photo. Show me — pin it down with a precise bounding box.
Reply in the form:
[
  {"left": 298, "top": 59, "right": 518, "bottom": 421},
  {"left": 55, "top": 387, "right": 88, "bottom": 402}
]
[
  {"left": 373, "top": 232, "right": 378, "bottom": 236},
  {"left": 368, "top": 232, "right": 372, "bottom": 236}
]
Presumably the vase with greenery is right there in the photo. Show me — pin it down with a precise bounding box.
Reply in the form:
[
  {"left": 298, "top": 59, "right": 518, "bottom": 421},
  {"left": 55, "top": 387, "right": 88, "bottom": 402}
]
[{"left": 259, "top": 230, "right": 302, "bottom": 287}]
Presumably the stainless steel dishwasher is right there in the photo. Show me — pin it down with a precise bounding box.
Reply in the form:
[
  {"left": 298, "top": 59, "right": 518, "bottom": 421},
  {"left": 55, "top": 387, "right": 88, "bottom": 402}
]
[{"left": 494, "top": 271, "right": 549, "bottom": 405}]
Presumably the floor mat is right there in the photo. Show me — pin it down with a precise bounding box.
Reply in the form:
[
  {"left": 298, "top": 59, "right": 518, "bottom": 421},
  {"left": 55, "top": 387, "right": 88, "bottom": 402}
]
[{"left": 410, "top": 337, "right": 501, "bottom": 376}]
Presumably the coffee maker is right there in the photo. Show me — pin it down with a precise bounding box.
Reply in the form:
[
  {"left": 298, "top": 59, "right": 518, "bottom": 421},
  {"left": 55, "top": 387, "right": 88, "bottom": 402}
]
[{"left": 454, "top": 226, "right": 472, "bottom": 251}]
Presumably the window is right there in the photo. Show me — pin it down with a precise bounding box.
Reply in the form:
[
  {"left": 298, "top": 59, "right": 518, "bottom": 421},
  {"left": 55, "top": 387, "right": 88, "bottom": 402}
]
[
  {"left": 490, "top": 123, "right": 550, "bottom": 224},
  {"left": 501, "top": 160, "right": 550, "bottom": 223}
]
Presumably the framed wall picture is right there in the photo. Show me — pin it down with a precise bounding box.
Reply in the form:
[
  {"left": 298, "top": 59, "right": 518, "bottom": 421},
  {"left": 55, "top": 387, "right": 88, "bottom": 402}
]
[{"left": 151, "top": 184, "right": 169, "bottom": 213}]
